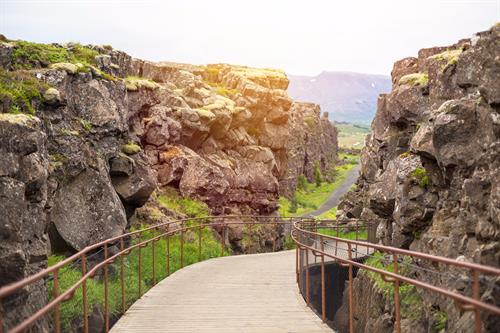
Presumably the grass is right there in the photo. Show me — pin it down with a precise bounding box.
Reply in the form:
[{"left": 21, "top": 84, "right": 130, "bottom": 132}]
[
  {"left": 398, "top": 72, "right": 429, "bottom": 87},
  {"left": 317, "top": 207, "right": 337, "bottom": 220},
  {"left": 279, "top": 162, "right": 358, "bottom": 217},
  {"left": 156, "top": 187, "right": 210, "bottom": 218},
  {"left": 364, "top": 252, "right": 425, "bottom": 321},
  {"left": 335, "top": 123, "right": 370, "bottom": 149},
  {"left": 317, "top": 227, "right": 368, "bottom": 240},
  {"left": 411, "top": 167, "right": 430, "bottom": 188},
  {"left": 0, "top": 68, "right": 49, "bottom": 114},
  {"left": 11, "top": 41, "right": 99, "bottom": 69},
  {"left": 48, "top": 226, "right": 223, "bottom": 330}
]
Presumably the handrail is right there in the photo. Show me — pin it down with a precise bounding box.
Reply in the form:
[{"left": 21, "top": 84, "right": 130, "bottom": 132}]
[
  {"left": 0, "top": 215, "right": 307, "bottom": 333},
  {"left": 292, "top": 219, "right": 500, "bottom": 333}
]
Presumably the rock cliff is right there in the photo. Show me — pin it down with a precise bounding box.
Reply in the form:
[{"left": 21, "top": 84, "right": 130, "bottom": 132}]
[
  {"left": 334, "top": 24, "right": 499, "bottom": 332},
  {"left": 0, "top": 38, "right": 337, "bottom": 329}
]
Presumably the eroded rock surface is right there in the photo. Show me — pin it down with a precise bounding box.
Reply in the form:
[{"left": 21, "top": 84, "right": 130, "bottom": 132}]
[{"left": 334, "top": 25, "right": 500, "bottom": 332}]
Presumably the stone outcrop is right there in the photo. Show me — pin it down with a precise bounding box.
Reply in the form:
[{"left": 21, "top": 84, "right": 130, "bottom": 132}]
[
  {"left": 334, "top": 25, "right": 499, "bottom": 332},
  {"left": 0, "top": 114, "right": 49, "bottom": 331},
  {"left": 279, "top": 102, "right": 338, "bottom": 197}
]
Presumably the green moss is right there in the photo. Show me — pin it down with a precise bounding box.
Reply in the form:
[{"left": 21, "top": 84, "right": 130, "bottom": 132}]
[
  {"left": 156, "top": 187, "right": 210, "bottom": 218},
  {"left": 411, "top": 167, "right": 430, "bottom": 188},
  {"left": 399, "top": 72, "right": 429, "bottom": 87},
  {"left": 125, "top": 76, "right": 159, "bottom": 91},
  {"left": 433, "top": 310, "right": 447, "bottom": 332},
  {"left": 11, "top": 41, "right": 98, "bottom": 69},
  {"left": 122, "top": 142, "right": 141, "bottom": 155},
  {"left": 59, "top": 128, "right": 80, "bottom": 136},
  {"left": 215, "top": 86, "right": 238, "bottom": 97},
  {"left": 77, "top": 117, "right": 92, "bottom": 131},
  {"left": 430, "top": 49, "right": 462, "bottom": 70},
  {"left": 0, "top": 68, "right": 48, "bottom": 115},
  {"left": 304, "top": 116, "right": 316, "bottom": 130},
  {"left": 400, "top": 151, "right": 411, "bottom": 158},
  {"left": 297, "top": 174, "right": 308, "bottom": 191}
]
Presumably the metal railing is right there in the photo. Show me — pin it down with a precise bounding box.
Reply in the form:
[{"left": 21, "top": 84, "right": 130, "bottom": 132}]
[
  {"left": 292, "top": 219, "right": 500, "bottom": 333},
  {"left": 0, "top": 215, "right": 297, "bottom": 333},
  {"left": 1, "top": 215, "right": 498, "bottom": 333}
]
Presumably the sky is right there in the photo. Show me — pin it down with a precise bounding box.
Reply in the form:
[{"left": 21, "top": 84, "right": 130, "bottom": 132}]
[{"left": 1, "top": 0, "right": 498, "bottom": 76}]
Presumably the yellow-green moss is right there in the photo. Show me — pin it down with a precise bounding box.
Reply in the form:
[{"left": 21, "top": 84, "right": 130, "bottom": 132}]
[
  {"left": 430, "top": 49, "right": 462, "bottom": 67},
  {"left": 122, "top": 142, "right": 141, "bottom": 155},
  {"left": 411, "top": 167, "right": 430, "bottom": 188},
  {"left": 125, "top": 76, "right": 159, "bottom": 91},
  {"left": 0, "top": 68, "right": 48, "bottom": 114},
  {"left": 399, "top": 73, "right": 429, "bottom": 86}
]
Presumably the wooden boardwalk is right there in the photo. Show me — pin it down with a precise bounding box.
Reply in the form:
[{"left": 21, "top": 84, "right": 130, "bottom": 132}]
[{"left": 111, "top": 250, "right": 333, "bottom": 333}]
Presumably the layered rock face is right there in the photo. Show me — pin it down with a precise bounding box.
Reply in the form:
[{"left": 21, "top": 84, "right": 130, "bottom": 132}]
[
  {"left": 335, "top": 25, "right": 499, "bottom": 332},
  {"left": 0, "top": 38, "right": 338, "bottom": 328},
  {"left": 279, "top": 102, "right": 338, "bottom": 197}
]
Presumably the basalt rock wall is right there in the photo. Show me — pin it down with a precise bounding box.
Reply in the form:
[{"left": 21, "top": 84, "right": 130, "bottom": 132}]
[{"left": 334, "top": 25, "right": 499, "bottom": 332}]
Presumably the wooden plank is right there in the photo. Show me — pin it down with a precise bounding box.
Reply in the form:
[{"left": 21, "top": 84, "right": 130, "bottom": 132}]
[{"left": 111, "top": 250, "right": 333, "bottom": 332}]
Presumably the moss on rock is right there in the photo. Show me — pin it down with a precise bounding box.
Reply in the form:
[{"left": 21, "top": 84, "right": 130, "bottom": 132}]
[
  {"left": 399, "top": 72, "right": 429, "bottom": 86},
  {"left": 122, "top": 142, "right": 141, "bottom": 155}
]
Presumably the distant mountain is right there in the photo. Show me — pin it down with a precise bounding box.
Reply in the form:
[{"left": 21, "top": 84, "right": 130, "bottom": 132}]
[{"left": 287, "top": 71, "right": 391, "bottom": 125}]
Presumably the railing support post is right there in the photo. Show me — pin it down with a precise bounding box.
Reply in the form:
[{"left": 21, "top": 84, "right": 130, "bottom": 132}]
[
  {"left": 473, "top": 268, "right": 481, "bottom": 333},
  {"left": 198, "top": 224, "right": 202, "bottom": 262},
  {"left": 104, "top": 244, "right": 109, "bottom": 333},
  {"left": 81, "top": 253, "right": 88, "bottom": 333},
  {"left": 347, "top": 243, "right": 354, "bottom": 333},
  {"left": 305, "top": 247, "right": 310, "bottom": 306},
  {"left": 53, "top": 269, "right": 61, "bottom": 333},
  {"left": 180, "top": 222, "right": 184, "bottom": 268},
  {"left": 320, "top": 235, "right": 326, "bottom": 323},
  {"left": 120, "top": 238, "right": 126, "bottom": 314},
  {"left": 138, "top": 246, "right": 142, "bottom": 297},
  {"left": 393, "top": 253, "right": 401, "bottom": 333},
  {"left": 152, "top": 240, "right": 156, "bottom": 286}
]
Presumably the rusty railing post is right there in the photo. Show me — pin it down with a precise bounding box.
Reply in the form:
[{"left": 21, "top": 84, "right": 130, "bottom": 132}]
[
  {"left": 180, "top": 222, "right": 185, "bottom": 268},
  {"left": 138, "top": 246, "right": 142, "bottom": 297},
  {"left": 152, "top": 239, "right": 156, "bottom": 286},
  {"left": 393, "top": 253, "right": 401, "bottom": 333},
  {"left": 81, "top": 253, "right": 89, "bottom": 333},
  {"left": 305, "top": 247, "right": 310, "bottom": 306},
  {"left": 104, "top": 244, "right": 109, "bottom": 333},
  {"left": 320, "top": 235, "right": 326, "bottom": 323},
  {"left": 473, "top": 268, "right": 481, "bottom": 333},
  {"left": 120, "top": 238, "right": 126, "bottom": 314},
  {"left": 198, "top": 224, "right": 202, "bottom": 262},
  {"left": 347, "top": 243, "right": 354, "bottom": 333},
  {"left": 53, "top": 269, "right": 61, "bottom": 333},
  {"left": 220, "top": 218, "right": 225, "bottom": 257},
  {"left": 166, "top": 233, "right": 170, "bottom": 276},
  {"left": 295, "top": 243, "right": 299, "bottom": 284}
]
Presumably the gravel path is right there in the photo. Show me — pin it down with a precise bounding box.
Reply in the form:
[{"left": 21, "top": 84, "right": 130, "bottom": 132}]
[{"left": 305, "top": 164, "right": 361, "bottom": 217}]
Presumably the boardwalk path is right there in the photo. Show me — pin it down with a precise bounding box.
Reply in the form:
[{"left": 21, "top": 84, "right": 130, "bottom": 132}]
[{"left": 111, "top": 251, "right": 332, "bottom": 333}]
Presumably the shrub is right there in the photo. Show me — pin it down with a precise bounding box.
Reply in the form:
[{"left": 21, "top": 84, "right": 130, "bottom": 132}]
[
  {"left": 314, "top": 163, "right": 323, "bottom": 187},
  {"left": 297, "top": 174, "right": 308, "bottom": 191},
  {"left": 411, "top": 167, "right": 430, "bottom": 188},
  {"left": 288, "top": 193, "right": 298, "bottom": 213},
  {"left": 0, "top": 69, "right": 49, "bottom": 114}
]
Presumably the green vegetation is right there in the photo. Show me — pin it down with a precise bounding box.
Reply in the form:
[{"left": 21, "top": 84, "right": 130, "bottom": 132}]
[
  {"left": 121, "top": 142, "right": 141, "bottom": 155},
  {"left": 304, "top": 116, "right": 316, "bottom": 130},
  {"left": 49, "top": 189, "right": 219, "bottom": 330},
  {"left": 156, "top": 187, "right": 210, "bottom": 218},
  {"left": 124, "top": 76, "right": 159, "bottom": 91},
  {"left": 313, "top": 163, "right": 323, "bottom": 187},
  {"left": 279, "top": 160, "right": 358, "bottom": 217},
  {"left": 411, "top": 167, "right": 430, "bottom": 188},
  {"left": 364, "top": 252, "right": 425, "bottom": 320},
  {"left": 77, "top": 117, "right": 93, "bottom": 131},
  {"left": 339, "top": 152, "right": 359, "bottom": 165},
  {"left": 0, "top": 68, "right": 49, "bottom": 114},
  {"left": 335, "top": 123, "right": 370, "bottom": 149},
  {"left": 399, "top": 72, "right": 429, "bottom": 87},
  {"left": 11, "top": 41, "right": 99, "bottom": 69},
  {"left": 430, "top": 49, "right": 462, "bottom": 70},
  {"left": 317, "top": 207, "right": 337, "bottom": 220},
  {"left": 214, "top": 86, "right": 238, "bottom": 97},
  {"left": 318, "top": 227, "right": 368, "bottom": 240},
  {"left": 433, "top": 310, "right": 448, "bottom": 332}
]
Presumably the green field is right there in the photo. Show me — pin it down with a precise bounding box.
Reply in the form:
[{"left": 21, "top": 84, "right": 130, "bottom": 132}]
[{"left": 336, "top": 123, "right": 371, "bottom": 148}]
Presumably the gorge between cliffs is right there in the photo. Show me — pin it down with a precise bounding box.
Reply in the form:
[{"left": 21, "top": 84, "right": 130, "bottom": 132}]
[{"left": 0, "top": 23, "right": 499, "bottom": 333}]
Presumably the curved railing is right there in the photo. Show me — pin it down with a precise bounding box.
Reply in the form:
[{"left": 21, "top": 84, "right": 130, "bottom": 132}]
[
  {"left": 1, "top": 215, "right": 498, "bottom": 333},
  {"left": 292, "top": 220, "right": 500, "bottom": 333},
  {"left": 0, "top": 215, "right": 310, "bottom": 333}
]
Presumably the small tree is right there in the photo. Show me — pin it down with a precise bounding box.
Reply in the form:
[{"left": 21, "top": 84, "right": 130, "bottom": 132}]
[
  {"left": 314, "top": 164, "right": 323, "bottom": 187},
  {"left": 289, "top": 193, "right": 298, "bottom": 213},
  {"left": 297, "top": 174, "right": 308, "bottom": 191}
]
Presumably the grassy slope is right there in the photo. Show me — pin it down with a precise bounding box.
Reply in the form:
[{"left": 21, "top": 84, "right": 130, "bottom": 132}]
[
  {"left": 48, "top": 188, "right": 223, "bottom": 330},
  {"left": 279, "top": 161, "right": 358, "bottom": 217},
  {"left": 336, "top": 123, "right": 370, "bottom": 149}
]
